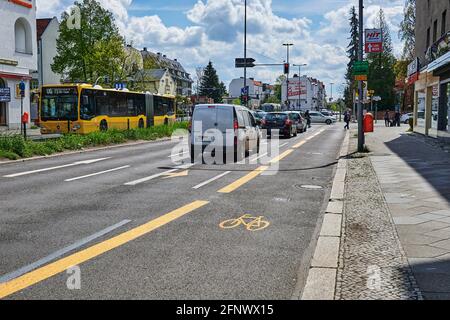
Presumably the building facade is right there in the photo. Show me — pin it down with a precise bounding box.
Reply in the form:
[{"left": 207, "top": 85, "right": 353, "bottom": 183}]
[
  {"left": 32, "top": 17, "right": 60, "bottom": 88},
  {"left": 0, "top": 0, "right": 37, "bottom": 129},
  {"left": 281, "top": 76, "right": 326, "bottom": 111},
  {"left": 133, "top": 69, "right": 177, "bottom": 96},
  {"left": 140, "top": 49, "right": 193, "bottom": 97},
  {"left": 412, "top": 0, "right": 450, "bottom": 141},
  {"left": 228, "top": 77, "right": 272, "bottom": 108}
]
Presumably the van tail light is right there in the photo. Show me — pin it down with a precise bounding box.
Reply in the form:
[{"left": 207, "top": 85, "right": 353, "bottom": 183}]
[
  {"left": 234, "top": 119, "right": 239, "bottom": 130},
  {"left": 188, "top": 120, "right": 192, "bottom": 132}
]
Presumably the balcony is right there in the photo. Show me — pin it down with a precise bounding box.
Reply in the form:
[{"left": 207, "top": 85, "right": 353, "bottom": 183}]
[{"left": 425, "top": 31, "right": 450, "bottom": 64}]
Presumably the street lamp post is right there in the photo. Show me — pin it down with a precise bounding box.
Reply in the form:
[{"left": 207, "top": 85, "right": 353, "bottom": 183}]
[
  {"left": 293, "top": 63, "right": 307, "bottom": 110},
  {"left": 330, "top": 82, "right": 334, "bottom": 103},
  {"left": 283, "top": 43, "right": 293, "bottom": 110},
  {"left": 244, "top": 0, "right": 248, "bottom": 107},
  {"left": 357, "top": 0, "right": 365, "bottom": 152}
]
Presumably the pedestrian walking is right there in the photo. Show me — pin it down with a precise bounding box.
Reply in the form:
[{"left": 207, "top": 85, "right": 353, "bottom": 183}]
[
  {"left": 305, "top": 110, "right": 312, "bottom": 128},
  {"left": 384, "top": 110, "right": 390, "bottom": 127},
  {"left": 395, "top": 111, "right": 401, "bottom": 127},
  {"left": 344, "top": 110, "right": 350, "bottom": 130}
]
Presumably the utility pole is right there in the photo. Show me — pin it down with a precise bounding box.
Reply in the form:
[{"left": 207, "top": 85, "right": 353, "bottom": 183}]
[
  {"left": 293, "top": 63, "right": 307, "bottom": 110},
  {"left": 357, "top": 0, "right": 365, "bottom": 152},
  {"left": 330, "top": 82, "right": 334, "bottom": 103},
  {"left": 244, "top": 0, "right": 248, "bottom": 108},
  {"left": 283, "top": 43, "right": 293, "bottom": 110}
]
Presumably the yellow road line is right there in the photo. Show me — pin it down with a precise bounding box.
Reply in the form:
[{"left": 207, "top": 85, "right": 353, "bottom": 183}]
[
  {"left": 218, "top": 166, "right": 269, "bottom": 193},
  {"left": 269, "top": 149, "right": 294, "bottom": 164},
  {"left": 0, "top": 200, "right": 209, "bottom": 299},
  {"left": 293, "top": 140, "right": 307, "bottom": 149}
]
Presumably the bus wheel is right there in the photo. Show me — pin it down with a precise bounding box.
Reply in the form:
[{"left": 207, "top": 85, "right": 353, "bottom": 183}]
[
  {"left": 100, "top": 120, "right": 108, "bottom": 131},
  {"left": 138, "top": 118, "right": 144, "bottom": 129},
  {"left": 164, "top": 118, "right": 169, "bottom": 125}
]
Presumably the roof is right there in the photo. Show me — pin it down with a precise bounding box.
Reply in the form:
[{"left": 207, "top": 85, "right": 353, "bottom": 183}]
[
  {"left": 140, "top": 50, "right": 193, "bottom": 82},
  {"left": 36, "top": 18, "right": 53, "bottom": 41},
  {"left": 135, "top": 69, "right": 168, "bottom": 81}
]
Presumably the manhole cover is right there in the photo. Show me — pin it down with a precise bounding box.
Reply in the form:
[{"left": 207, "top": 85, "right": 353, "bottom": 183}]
[{"left": 296, "top": 184, "right": 323, "bottom": 190}]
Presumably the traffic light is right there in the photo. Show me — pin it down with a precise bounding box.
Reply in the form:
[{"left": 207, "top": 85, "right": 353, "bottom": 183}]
[{"left": 284, "top": 63, "right": 289, "bottom": 74}]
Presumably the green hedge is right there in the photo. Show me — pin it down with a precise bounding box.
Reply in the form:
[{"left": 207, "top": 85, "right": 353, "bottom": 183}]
[{"left": 0, "top": 122, "right": 188, "bottom": 160}]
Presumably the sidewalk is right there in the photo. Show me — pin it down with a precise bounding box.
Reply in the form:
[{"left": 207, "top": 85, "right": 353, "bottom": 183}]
[{"left": 337, "top": 123, "right": 450, "bottom": 300}]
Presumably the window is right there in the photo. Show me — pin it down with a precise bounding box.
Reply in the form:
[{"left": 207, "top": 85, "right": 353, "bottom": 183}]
[
  {"left": 433, "top": 20, "right": 438, "bottom": 43},
  {"left": 427, "top": 28, "right": 431, "bottom": 48},
  {"left": 80, "top": 90, "right": 96, "bottom": 120},
  {"left": 14, "top": 18, "right": 32, "bottom": 54},
  {"left": 243, "top": 111, "right": 250, "bottom": 127},
  {"left": 443, "top": 10, "right": 447, "bottom": 36}
]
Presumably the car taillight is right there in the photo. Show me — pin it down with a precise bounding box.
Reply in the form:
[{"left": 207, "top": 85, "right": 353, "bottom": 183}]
[
  {"left": 285, "top": 119, "right": 292, "bottom": 126},
  {"left": 261, "top": 119, "right": 266, "bottom": 126},
  {"left": 234, "top": 120, "right": 239, "bottom": 130},
  {"left": 188, "top": 120, "right": 192, "bottom": 132}
]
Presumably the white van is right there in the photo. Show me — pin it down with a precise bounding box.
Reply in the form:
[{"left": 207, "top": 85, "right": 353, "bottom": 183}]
[{"left": 189, "top": 104, "right": 260, "bottom": 163}]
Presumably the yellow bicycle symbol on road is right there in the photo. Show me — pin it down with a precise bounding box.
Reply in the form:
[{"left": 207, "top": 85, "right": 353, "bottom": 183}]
[{"left": 219, "top": 214, "right": 270, "bottom": 232}]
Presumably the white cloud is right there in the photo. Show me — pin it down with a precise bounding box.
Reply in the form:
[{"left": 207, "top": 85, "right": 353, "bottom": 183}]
[{"left": 36, "top": 0, "right": 406, "bottom": 97}]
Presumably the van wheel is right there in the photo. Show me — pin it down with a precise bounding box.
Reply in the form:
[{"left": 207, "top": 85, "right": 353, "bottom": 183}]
[
  {"left": 138, "top": 118, "right": 145, "bottom": 129},
  {"left": 100, "top": 120, "right": 108, "bottom": 131}
]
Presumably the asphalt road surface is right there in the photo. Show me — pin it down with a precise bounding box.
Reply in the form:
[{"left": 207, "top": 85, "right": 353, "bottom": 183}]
[{"left": 0, "top": 124, "right": 345, "bottom": 299}]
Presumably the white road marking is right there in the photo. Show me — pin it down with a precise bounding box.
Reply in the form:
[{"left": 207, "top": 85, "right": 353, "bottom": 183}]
[
  {"left": 4, "top": 158, "right": 111, "bottom": 178},
  {"left": 280, "top": 142, "right": 288, "bottom": 147},
  {"left": 250, "top": 152, "right": 268, "bottom": 162},
  {"left": 193, "top": 171, "right": 231, "bottom": 189},
  {"left": 65, "top": 165, "right": 130, "bottom": 182},
  {"left": 124, "top": 163, "right": 193, "bottom": 186},
  {"left": 168, "top": 151, "right": 189, "bottom": 158},
  {"left": 0, "top": 219, "right": 131, "bottom": 283}
]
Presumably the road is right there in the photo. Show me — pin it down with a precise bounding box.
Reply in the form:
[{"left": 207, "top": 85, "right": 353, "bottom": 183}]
[{"left": 0, "top": 124, "right": 345, "bottom": 299}]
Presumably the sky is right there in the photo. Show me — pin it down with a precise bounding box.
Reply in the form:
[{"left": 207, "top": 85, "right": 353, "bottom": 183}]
[{"left": 35, "top": 0, "right": 406, "bottom": 98}]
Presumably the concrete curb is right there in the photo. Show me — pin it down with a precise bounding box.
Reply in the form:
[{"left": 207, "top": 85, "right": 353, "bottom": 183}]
[
  {"left": 301, "top": 131, "right": 349, "bottom": 300},
  {"left": 0, "top": 136, "right": 179, "bottom": 166}
]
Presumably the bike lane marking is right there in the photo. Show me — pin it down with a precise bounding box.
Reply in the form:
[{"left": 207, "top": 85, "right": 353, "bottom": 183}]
[{"left": 0, "top": 200, "right": 209, "bottom": 299}]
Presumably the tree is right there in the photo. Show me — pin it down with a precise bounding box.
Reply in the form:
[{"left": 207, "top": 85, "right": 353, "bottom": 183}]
[
  {"left": 52, "top": 0, "right": 125, "bottom": 85},
  {"left": 399, "top": 0, "right": 416, "bottom": 60},
  {"left": 344, "top": 6, "right": 359, "bottom": 110},
  {"left": 367, "top": 9, "right": 397, "bottom": 109},
  {"left": 199, "top": 61, "right": 224, "bottom": 103},
  {"left": 274, "top": 75, "right": 286, "bottom": 102}
]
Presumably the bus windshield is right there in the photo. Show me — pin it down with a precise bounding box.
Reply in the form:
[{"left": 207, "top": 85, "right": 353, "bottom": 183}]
[{"left": 41, "top": 87, "right": 78, "bottom": 121}]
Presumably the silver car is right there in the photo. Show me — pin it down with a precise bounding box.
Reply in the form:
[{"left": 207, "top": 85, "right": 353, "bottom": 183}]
[
  {"left": 189, "top": 104, "right": 260, "bottom": 163},
  {"left": 309, "top": 111, "right": 336, "bottom": 125}
]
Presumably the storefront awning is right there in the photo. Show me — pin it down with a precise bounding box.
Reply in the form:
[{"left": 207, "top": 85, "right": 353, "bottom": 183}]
[
  {"left": 0, "top": 72, "right": 32, "bottom": 80},
  {"left": 427, "top": 52, "right": 450, "bottom": 73}
]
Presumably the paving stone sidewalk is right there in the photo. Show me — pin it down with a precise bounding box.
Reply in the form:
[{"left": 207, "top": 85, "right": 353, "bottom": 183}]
[
  {"left": 335, "top": 127, "right": 421, "bottom": 300},
  {"left": 366, "top": 124, "right": 450, "bottom": 300}
]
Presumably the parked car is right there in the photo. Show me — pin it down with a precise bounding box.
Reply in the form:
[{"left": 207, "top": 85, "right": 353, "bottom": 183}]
[
  {"left": 400, "top": 113, "right": 413, "bottom": 124},
  {"left": 189, "top": 104, "right": 260, "bottom": 163},
  {"left": 320, "top": 110, "right": 334, "bottom": 117},
  {"left": 309, "top": 111, "right": 336, "bottom": 125},
  {"left": 290, "top": 111, "right": 307, "bottom": 133},
  {"left": 253, "top": 110, "right": 267, "bottom": 123},
  {"left": 261, "top": 112, "right": 298, "bottom": 138}
]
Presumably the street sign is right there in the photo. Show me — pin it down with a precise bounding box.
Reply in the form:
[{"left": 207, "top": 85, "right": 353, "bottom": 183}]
[
  {"left": 0, "top": 88, "right": 11, "bottom": 102},
  {"left": 19, "top": 81, "right": 25, "bottom": 97},
  {"left": 241, "top": 86, "right": 249, "bottom": 95},
  {"left": 365, "top": 29, "right": 383, "bottom": 53},
  {"left": 353, "top": 61, "right": 369, "bottom": 75},
  {"left": 235, "top": 58, "right": 255, "bottom": 68},
  {"left": 373, "top": 96, "right": 382, "bottom": 102},
  {"left": 365, "top": 43, "right": 382, "bottom": 53},
  {"left": 355, "top": 75, "right": 368, "bottom": 81}
]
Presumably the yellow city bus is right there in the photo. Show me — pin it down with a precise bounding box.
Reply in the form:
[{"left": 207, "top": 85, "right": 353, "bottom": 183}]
[{"left": 39, "top": 84, "right": 176, "bottom": 134}]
